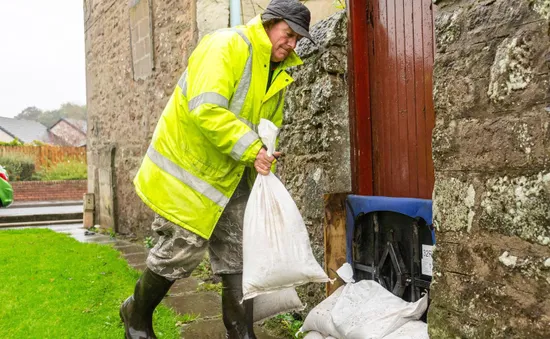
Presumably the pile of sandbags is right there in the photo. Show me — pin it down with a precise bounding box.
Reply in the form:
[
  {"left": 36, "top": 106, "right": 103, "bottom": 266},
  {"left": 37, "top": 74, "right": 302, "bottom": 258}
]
[{"left": 299, "top": 264, "right": 429, "bottom": 339}]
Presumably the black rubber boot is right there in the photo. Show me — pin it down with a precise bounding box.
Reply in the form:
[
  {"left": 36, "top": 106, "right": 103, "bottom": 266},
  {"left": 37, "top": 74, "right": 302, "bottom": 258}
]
[
  {"left": 119, "top": 268, "right": 174, "bottom": 339},
  {"left": 222, "top": 274, "right": 256, "bottom": 339}
]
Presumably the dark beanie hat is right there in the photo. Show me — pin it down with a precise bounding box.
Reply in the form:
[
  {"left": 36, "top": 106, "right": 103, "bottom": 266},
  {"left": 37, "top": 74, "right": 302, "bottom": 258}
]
[{"left": 261, "top": 0, "right": 313, "bottom": 41}]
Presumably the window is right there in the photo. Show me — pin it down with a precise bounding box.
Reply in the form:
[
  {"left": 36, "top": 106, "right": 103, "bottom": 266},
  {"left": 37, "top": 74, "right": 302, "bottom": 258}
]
[{"left": 129, "top": 0, "right": 154, "bottom": 80}]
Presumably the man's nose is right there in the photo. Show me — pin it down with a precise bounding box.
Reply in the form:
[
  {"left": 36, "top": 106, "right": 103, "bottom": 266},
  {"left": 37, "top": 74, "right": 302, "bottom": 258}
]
[{"left": 288, "top": 37, "right": 297, "bottom": 49}]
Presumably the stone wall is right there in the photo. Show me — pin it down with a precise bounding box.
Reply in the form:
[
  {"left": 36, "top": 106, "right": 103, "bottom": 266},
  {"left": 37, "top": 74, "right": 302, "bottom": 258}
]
[
  {"left": 84, "top": 0, "right": 197, "bottom": 235},
  {"left": 278, "top": 11, "right": 350, "bottom": 309},
  {"left": 429, "top": 1, "right": 550, "bottom": 337}
]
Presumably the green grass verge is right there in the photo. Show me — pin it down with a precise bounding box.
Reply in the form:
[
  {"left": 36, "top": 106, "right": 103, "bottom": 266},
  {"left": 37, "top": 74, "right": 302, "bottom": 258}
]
[
  {"left": 263, "top": 313, "right": 305, "bottom": 339},
  {"left": 34, "top": 160, "right": 87, "bottom": 181},
  {"left": 0, "top": 228, "right": 183, "bottom": 339}
]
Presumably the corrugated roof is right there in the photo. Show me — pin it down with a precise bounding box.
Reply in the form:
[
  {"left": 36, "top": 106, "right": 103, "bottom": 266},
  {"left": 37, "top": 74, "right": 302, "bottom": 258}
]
[{"left": 0, "top": 117, "right": 50, "bottom": 143}]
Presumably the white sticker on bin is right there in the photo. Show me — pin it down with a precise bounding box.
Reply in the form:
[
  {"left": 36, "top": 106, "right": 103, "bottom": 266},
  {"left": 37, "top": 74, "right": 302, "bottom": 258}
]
[{"left": 421, "top": 245, "right": 434, "bottom": 276}]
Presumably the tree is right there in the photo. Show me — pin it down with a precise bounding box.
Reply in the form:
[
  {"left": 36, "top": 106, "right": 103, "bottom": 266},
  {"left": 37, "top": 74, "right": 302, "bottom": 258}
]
[
  {"left": 16, "top": 106, "right": 43, "bottom": 121},
  {"left": 14, "top": 103, "right": 87, "bottom": 128},
  {"left": 38, "top": 109, "right": 63, "bottom": 128},
  {"left": 58, "top": 102, "right": 87, "bottom": 120}
]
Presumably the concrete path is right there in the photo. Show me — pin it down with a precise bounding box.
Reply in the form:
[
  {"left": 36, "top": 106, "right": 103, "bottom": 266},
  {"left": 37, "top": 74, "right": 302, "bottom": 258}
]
[
  {"left": 25, "top": 223, "right": 280, "bottom": 339},
  {"left": 1, "top": 204, "right": 83, "bottom": 217},
  {"left": 10, "top": 200, "right": 83, "bottom": 208},
  {"left": 0, "top": 202, "right": 83, "bottom": 225}
]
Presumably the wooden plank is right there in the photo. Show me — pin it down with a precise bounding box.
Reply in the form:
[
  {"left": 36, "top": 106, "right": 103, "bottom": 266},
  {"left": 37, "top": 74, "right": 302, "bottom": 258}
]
[
  {"left": 347, "top": 2, "right": 359, "bottom": 194},
  {"left": 324, "top": 193, "right": 349, "bottom": 296},
  {"left": 378, "top": 0, "right": 390, "bottom": 196},
  {"left": 413, "top": 0, "right": 428, "bottom": 199},
  {"left": 386, "top": 0, "right": 399, "bottom": 196},
  {"left": 395, "top": 0, "right": 409, "bottom": 197},
  {"left": 404, "top": 0, "right": 419, "bottom": 198},
  {"left": 367, "top": 0, "right": 380, "bottom": 196}
]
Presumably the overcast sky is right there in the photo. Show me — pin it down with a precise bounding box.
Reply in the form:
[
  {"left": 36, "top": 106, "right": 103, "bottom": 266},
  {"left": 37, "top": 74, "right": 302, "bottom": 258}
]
[{"left": 0, "top": 0, "right": 86, "bottom": 118}]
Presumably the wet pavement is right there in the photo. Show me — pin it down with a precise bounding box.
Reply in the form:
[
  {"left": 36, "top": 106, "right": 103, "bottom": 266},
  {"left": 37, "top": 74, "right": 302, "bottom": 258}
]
[{"left": 1, "top": 222, "right": 280, "bottom": 339}]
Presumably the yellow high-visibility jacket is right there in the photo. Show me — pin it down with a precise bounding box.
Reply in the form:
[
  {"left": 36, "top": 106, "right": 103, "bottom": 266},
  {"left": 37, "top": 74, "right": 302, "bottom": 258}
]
[{"left": 133, "top": 15, "right": 303, "bottom": 239}]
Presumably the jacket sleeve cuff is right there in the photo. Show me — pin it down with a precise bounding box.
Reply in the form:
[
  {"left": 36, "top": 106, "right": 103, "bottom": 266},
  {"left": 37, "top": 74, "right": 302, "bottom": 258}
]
[{"left": 241, "top": 139, "right": 263, "bottom": 166}]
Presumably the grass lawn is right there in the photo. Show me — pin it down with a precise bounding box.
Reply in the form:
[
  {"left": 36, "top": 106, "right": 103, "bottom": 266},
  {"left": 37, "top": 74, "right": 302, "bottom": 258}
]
[{"left": 0, "top": 228, "right": 183, "bottom": 339}]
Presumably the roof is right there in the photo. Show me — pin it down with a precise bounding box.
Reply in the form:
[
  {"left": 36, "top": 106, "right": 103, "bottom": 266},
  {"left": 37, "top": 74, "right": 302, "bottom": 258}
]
[
  {"left": 0, "top": 117, "right": 50, "bottom": 143},
  {"left": 50, "top": 118, "right": 87, "bottom": 135}
]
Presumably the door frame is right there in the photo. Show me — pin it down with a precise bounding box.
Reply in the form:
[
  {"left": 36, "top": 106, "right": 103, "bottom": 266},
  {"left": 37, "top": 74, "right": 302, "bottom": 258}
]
[{"left": 348, "top": 0, "right": 373, "bottom": 196}]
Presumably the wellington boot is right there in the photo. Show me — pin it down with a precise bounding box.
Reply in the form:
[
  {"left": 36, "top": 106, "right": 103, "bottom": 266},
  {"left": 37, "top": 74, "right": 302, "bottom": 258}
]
[
  {"left": 222, "top": 274, "right": 256, "bottom": 339},
  {"left": 120, "top": 268, "right": 174, "bottom": 339}
]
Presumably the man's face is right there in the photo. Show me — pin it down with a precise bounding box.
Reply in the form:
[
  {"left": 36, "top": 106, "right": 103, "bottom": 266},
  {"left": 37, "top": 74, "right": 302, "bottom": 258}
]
[{"left": 266, "top": 21, "right": 302, "bottom": 62}]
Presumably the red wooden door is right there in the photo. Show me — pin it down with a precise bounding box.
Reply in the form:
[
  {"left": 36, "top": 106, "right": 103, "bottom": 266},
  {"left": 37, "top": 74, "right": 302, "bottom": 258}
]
[{"left": 350, "top": 0, "right": 435, "bottom": 199}]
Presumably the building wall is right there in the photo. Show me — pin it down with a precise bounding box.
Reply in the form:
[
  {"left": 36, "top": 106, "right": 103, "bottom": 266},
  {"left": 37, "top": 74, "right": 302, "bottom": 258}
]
[
  {"left": 0, "top": 130, "right": 14, "bottom": 143},
  {"left": 279, "top": 10, "right": 350, "bottom": 309},
  {"left": 429, "top": 0, "right": 550, "bottom": 338},
  {"left": 49, "top": 120, "right": 86, "bottom": 146},
  {"left": 240, "top": 0, "right": 339, "bottom": 27},
  {"left": 85, "top": 0, "right": 197, "bottom": 235},
  {"left": 196, "top": 0, "right": 338, "bottom": 39}
]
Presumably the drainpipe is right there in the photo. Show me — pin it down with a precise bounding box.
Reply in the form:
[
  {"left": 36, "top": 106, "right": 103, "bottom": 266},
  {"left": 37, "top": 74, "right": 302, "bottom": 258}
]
[{"left": 229, "top": 0, "right": 242, "bottom": 27}]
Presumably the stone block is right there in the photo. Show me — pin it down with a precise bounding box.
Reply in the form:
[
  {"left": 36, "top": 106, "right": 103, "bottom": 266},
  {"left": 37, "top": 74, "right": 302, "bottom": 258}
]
[
  {"left": 123, "top": 251, "right": 148, "bottom": 267},
  {"left": 435, "top": 6, "right": 465, "bottom": 53},
  {"left": 180, "top": 318, "right": 226, "bottom": 339},
  {"left": 84, "top": 210, "right": 94, "bottom": 228},
  {"left": 168, "top": 277, "right": 199, "bottom": 296},
  {"left": 180, "top": 318, "right": 280, "bottom": 339},
  {"left": 435, "top": 4, "right": 550, "bottom": 119},
  {"left": 113, "top": 242, "right": 147, "bottom": 256},
  {"left": 432, "top": 110, "right": 549, "bottom": 171},
  {"left": 429, "top": 247, "right": 550, "bottom": 338},
  {"left": 479, "top": 171, "right": 550, "bottom": 243},
  {"left": 433, "top": 174, "right": 477, "bottom": 233},
  {"left": 165, "top": 292, "right": 221, "bottom": 318},
  {"left": 486, "top": 30, "right": 549, "bottom": 109}
]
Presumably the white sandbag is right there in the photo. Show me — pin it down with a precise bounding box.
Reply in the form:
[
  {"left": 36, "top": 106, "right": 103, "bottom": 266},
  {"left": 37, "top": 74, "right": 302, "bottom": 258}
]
[
  {"left": 253, "top": 288, "right": 304, "bottom": 323},
  {"left": 304, "top": 331, "right": 326, "bottom": 339},
  {"left": 336, "top": 263, "right": 355, "bottom": 283},
  {"left": 383, "top": 321, "right": 429, "bottom": 339},
  {"left": 242, "top": 119, "right": 330, "bottom": 300},
  {"left": 300, "top": 286, "right": 345, "bottom": 338},
  {"left": 331, "top": 280, "right": 428, "bottom": 339}
]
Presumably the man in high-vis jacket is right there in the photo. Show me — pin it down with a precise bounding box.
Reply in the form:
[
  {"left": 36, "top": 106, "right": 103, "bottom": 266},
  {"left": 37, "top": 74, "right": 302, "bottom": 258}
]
[{"left": 119, "top": 0, "right": 312, "bottom": 338}]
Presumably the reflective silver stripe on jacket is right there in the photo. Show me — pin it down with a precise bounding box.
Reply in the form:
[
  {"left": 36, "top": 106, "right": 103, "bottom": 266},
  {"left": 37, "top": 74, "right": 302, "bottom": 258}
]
[
  {"left": 188, "top": 92, "right": 229, "bottom": 112},
  {"left": 177, "top": 69, "right": 188, "bottom": 96},
  {"left": 230, "top": 129, "right": 260, "bottom": 161},
  {"left": 239, "top": 117, "right": 256, "bottom": 132},
  {"left": 227, "top": 28, "right": 252, "bottom": 117},
  {"left": 178, "top": 28, "right": 251, "bottom": 116},
  {"left": 147, "top": 146, "right": 230, "bottom": 207},
  {"left": 178, "top": 74, "right": 254, "bottom": 129}
]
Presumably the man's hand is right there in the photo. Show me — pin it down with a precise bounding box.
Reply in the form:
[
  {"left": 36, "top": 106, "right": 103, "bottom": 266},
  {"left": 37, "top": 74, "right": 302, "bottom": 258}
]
[{"left": 254, "top": 148, "right": 282, "bottom": 175}]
